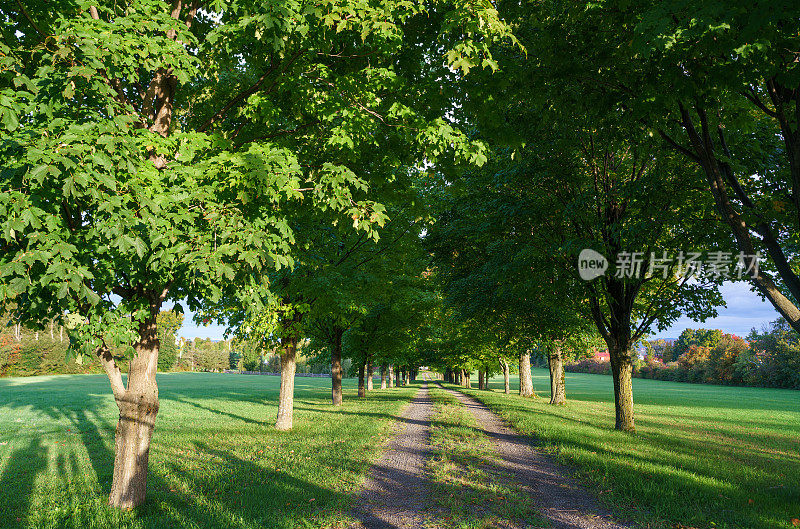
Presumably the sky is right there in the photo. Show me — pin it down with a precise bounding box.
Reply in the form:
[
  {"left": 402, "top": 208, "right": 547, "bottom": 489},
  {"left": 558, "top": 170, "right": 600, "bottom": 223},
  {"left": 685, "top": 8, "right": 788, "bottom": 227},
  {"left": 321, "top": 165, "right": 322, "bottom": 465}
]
[
  {"left": 650, "top": 281, "right": 779, "bottom": 339},
  {"left": 177, "top": 281, "right": 781, "bottom": 342}
]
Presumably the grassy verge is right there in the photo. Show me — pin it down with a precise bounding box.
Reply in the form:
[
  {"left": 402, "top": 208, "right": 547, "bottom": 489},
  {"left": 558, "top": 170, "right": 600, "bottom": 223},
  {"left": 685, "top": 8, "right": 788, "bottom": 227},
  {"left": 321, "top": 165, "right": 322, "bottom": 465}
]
[
  {"left": 459, "top": 369, "right": 800, "bottom": 529},
  {"left": 426, "top": 387, "right": 545, "bottom": 529},
  {"left": 0, "top": 373, "right": 418, "bottom": 529}
]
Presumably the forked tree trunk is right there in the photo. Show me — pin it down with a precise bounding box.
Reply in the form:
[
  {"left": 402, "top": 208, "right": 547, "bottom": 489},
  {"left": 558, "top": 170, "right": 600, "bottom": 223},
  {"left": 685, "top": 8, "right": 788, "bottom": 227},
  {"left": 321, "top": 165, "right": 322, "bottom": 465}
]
[
  {"left": 548, "top": 344, "right": 566, "bottom": 405},
  {"left": 331, "top": 327, "right": 344, "bottom": 406},
  {"left": 463, "top": 370, "right": 472, "bottom": 388},
  {"left": 275, "top": 336, "right": 298, "bottom": 430},
  {"left": 358, "top": 362, "right": 366, "bottom": 398},
  {"left": 367, "top": 357, "right": 374, "bottom": 391},
  {"left": 387, "top": 364, "right": 394, "bottom": 388},
  {"left": 500, "top": 359, "right": 510, "bottom": 394},
  {"left": 519, "top": 350, "right": 534, "bottom": 397},
  {"left": 380, "top": 364, "right": 387, "bottom": 389},
  {"left": 107, "top": 315, "right": 160, "bottom": 509},
  {"left": 610, "top": 346, "right": 635, "bottom": 431}
]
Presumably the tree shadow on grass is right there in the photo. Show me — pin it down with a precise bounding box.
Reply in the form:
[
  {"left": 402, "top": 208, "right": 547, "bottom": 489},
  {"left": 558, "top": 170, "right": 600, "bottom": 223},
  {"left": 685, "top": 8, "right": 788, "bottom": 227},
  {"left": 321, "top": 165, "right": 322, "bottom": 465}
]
[
  {"left": 137, "top": 441, "right": 349, "bottom": 529},
  {"left": 0, "top": 438, "right": 48, "bottom": 528}
]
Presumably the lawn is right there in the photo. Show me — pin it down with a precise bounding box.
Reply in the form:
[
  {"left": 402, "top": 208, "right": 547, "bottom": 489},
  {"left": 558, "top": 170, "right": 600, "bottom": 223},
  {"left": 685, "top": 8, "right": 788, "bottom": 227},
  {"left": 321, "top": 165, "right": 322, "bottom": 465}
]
[
  {"left": 460, "top": 368, "right": 800, "bottom": 529},
  {"left": 0, "top": 373, "right": 418, "bottom": 529}
]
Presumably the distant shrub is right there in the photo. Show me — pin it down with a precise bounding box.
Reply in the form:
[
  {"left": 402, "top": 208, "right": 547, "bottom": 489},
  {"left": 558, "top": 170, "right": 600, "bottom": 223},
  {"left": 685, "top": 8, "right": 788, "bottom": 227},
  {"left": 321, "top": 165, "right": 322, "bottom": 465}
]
[
  {"left": 565, "top": 358, "right": 611, "bottom": 375},
  {"left": 567, "top": 324, "right": 799, "bottom": 390}
]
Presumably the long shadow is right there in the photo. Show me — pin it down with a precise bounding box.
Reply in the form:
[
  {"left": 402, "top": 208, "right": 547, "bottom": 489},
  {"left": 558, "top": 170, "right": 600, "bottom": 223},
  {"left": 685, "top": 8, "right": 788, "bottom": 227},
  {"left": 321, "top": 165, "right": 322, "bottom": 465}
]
[
  {"left": 455, "top": 386, "right": 799, "bottom": 529},
  {"left": 0, "top": 438, "right": 48, "bottom": 527},
  {"left": 174, "top": 398, "right": 265, "bottom": 426},
  {"left": 138, "top": 441, "right": 349, "bottom": 529}
]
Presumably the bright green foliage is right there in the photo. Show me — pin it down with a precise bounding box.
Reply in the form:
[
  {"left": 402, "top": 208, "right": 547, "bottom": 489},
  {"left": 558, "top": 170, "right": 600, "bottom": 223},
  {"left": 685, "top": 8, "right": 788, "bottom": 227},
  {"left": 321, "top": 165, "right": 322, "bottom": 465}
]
[{"left": 1, "top": 0, "right": 514, "bottom": 358}]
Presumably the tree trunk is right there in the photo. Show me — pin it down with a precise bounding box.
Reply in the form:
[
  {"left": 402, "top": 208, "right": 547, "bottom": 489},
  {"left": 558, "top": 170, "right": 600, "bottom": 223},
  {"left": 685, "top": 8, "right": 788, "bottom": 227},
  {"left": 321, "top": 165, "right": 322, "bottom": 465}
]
[
  {"left": 275, "top": 337, "right": 297, "bottom": 431},
  {"left": 380, "top": 364, "right": 387, "bottom": 389},
  {"left": 463, "top": 369, "right": 472, "bottom": 389},
  {"left": 478, "top": 369, "right": 484, "bottom": 390},
  {"left": 519, "top": 350, "right": 534, "bottom": 397},
  {"left": 548, "top": 344, "right": 566, "bottom": 405},
  {"left": 331, "top": 327, "right": 344, "bottom": 406},
  {"left": 358, "top": 362, "right": 366, "bottom": 398},
  {"left": 610, "top": 347, "right": 635, "bottom": 431},
  {"left": 387, "top": 364, "right": 394, "bottom": 388},
  {"left": 500, "top": 359, "right": 510, "bottom": 394},
  {"left": 108, "top": 315, "right": 160, "bottom": 509},
  {"left": 367, "top": 357, "right": 374, "bottom": 391}
]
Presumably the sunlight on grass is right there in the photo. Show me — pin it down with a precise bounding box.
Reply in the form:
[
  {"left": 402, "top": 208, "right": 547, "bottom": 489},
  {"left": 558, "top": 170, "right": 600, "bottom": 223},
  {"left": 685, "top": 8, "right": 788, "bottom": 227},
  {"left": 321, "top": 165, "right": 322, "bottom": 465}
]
[
  {"left": 0, "top": 373, "right": 417, "bottom": 529},
  {"left": 464, "top": 368, "right": 800, "bottom": 529}
]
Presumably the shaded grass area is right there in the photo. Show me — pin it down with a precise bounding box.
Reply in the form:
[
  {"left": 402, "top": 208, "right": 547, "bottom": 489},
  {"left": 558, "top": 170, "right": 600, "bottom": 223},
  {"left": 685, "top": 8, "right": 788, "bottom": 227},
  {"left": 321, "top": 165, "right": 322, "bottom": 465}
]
[
  {"left": 464, "top": 368, "right": 800, "bottom": 529},
  {"left": 426, "top": 387, "right": 545, "bottom": 529},
  {"left": 0, "top": 373, "right": 418, "bottom": 528}
]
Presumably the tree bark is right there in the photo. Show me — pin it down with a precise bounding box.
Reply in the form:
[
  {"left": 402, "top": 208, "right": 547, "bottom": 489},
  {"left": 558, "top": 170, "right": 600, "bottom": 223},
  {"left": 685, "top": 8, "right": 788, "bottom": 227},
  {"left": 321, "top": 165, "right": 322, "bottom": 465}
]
[
  {"left": 275, "top": 336, "right": 297, "bottom": 431},
  {"left": 366, "top": 357, "right": 374, "bottom": 391},
  {"left": 380, "top": 364, "right": 387, "bottom": 389},
  {"left": 108, "top": 314, "right": 160, "bottom": 509},
  {"left": 548, "top": 344, "right": 566, "bottom": 405},
  {"left": 478, "top": 369, "right": 485, "bottom": 390},
  {"left": 330, "top": 327, "right": 344, "bottom": 406},
  {"left": 500, "top": 359, "right": 510, "bottom": 394},
  {"left": 463, "top": 369, "right": 472, "bottom": 388},
  {"left": 358, "top": 362, "right": 366, "bottom": 398},
  {"left": 387, "top": 364, "right": 394, "bottom": 388},
  {"left": 610, "top": 346, "right": 635, "bottom": 431},
  {"left": 519, "top": 350, "right": 534, "bottom": 397}
]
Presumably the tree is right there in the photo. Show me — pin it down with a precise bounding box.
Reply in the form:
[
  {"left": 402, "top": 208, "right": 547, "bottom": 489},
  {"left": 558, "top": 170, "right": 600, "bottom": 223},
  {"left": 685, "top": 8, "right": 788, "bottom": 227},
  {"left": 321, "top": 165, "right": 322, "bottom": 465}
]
[
  {"left": 537, "top": 2, "right": 800, "bottom": 338},
  {"left": 156, "top": 309, "right": 183, "bottom": 371},
  {"left": 426, "top": 2, "right": 734, "bottom": 429},
  {"left": 1, "top": 1, "right": 515, "bottom": 508}
]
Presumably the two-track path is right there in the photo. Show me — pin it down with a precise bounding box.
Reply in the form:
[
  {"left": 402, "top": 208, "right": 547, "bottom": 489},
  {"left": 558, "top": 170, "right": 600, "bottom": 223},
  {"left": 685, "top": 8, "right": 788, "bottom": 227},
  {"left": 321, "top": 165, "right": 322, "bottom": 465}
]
[
  {"left": 350, "top": 373, "right": 631, "bottom": 529},
  {"left": 350, "top": 381, "right": 435, "bottom": 528}
]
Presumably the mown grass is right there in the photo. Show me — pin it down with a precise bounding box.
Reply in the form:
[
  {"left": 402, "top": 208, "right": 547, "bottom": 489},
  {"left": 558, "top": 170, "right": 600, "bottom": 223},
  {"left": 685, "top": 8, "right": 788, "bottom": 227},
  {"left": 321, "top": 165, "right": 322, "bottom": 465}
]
[
  {"left": 458, "top": 368, "right": 800, "bottom": 529},
  {"left": 426, "top": 387, "right": 545, "bottom": 529},
  {"left": 0, "top": 372, "right": 418, "bottom": 529}
]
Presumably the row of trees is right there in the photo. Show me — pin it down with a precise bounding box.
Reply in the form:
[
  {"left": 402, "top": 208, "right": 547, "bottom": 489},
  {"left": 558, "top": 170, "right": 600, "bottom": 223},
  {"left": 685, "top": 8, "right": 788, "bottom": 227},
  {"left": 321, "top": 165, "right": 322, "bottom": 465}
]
[
  {"left": 1, "top": 0, "right": 515, "bottom": 509},
  {"left": 422, "top": 0, "right": 800, "bottom": 435},
  {"left": 5, "top": 0, "right": 800, "bottom": 513}
]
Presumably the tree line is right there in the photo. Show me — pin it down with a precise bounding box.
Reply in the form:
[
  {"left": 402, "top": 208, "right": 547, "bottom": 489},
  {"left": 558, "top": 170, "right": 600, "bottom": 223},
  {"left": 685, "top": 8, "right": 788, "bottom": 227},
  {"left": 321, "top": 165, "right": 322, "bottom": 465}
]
[{"left": 3, "top": 0, "right": 800, "bottom": 511}]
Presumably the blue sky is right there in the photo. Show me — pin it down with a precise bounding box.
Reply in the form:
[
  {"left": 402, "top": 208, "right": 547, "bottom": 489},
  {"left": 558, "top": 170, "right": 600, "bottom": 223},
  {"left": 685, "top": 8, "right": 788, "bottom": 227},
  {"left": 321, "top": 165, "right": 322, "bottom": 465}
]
[
  {"left": 177, "top": 281, "right": 781, "bottom": 341},
  {"left": 651, "top": 281, "right": 778, "bottom": 339}
]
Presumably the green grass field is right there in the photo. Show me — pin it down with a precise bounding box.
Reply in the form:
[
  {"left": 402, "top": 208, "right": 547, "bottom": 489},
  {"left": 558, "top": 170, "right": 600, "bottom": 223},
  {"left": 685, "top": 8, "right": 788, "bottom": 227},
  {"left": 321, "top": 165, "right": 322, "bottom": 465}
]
[
  {"left": 0, "top": 373, "right": 417, "bottom": 529},
  {"left": 463, "top": 368, "right": 800, "bottom": 529},
  {"left": 2, "top": 370, "right": 798, "bottom": 529}
]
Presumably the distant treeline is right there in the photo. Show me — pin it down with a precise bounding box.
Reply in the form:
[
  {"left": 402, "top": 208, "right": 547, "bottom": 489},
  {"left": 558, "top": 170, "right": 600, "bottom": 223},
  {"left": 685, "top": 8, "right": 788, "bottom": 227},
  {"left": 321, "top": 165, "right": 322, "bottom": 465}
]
[{"left": 567, "top": 320, "right": 800, "bottom": 390}]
